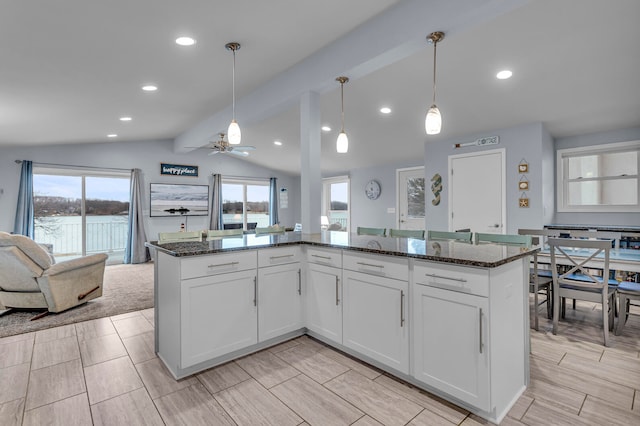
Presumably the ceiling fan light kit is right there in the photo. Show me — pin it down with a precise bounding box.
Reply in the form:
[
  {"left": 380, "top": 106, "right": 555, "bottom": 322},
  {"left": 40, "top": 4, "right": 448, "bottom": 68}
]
[
  {"left": 226, "top": 42, "right": 242, "bottom": 145},
  {"left": 425, "top": 31, "right": 444, "bottom": 135},
  {"left": 336, "top": 76, "right": 349, "bottom": 153}
]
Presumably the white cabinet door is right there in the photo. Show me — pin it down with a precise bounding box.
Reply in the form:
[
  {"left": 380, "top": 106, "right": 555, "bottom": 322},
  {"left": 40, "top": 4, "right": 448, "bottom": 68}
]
[
  {"left": 413, "top": 284, "right": 490, "bottom": 411},
  {"left": 343, "top": 270, "right": 409, "bottom": 373},
  {"left": 306, "top": 263, "right": 342, "bottom": 343},
  {"left": 258, "top": 262, "right": 303, "bottom": 342},
  {"left": 181, "top": 270, "right": 257, "bottom": 368}
]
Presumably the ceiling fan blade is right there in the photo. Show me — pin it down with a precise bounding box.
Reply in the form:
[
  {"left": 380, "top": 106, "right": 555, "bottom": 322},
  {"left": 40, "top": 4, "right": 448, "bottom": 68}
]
[
  {"left": 234, "top": 145, "right": 256, "bottom": 151},
  {"left": 228, "top": 149, "right": 249, "bottom": 157},
  {"left": 208, "top": 150, "right": 221, "bottom": 156}
]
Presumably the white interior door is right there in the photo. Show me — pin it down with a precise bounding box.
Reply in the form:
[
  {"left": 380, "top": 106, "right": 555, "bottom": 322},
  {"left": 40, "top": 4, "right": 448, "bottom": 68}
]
[
  {"left": 397, "top": 167, "right": 425, "bottom": 230},
  {"left": 449, "top": 149, "right": 505, "bottom": 233}
]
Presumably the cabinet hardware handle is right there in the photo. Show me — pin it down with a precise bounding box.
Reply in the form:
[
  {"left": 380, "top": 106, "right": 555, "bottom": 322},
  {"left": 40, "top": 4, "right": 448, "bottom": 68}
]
[
  {"left": 479, "top": 308, "right": 484, "bottom": 354},
  {"left": 356, "top": 262, "right": 384, "bottom": 269},
  {"left": 311, "top": 254, "right": 332, "bottom": 260},
  {"left": 400, "top": 290, "right": 405, "bottom": 327},
  {"left": 253, "top": 276, "right": 257, "bottom": 307},
  {"left": 270, "top": 254, "right": 294, "bottom": 260},
  {"left": 425, "top": 273, "right": 467, "bottom": 283},
  {"left": 298, "top": 269, "right": 302, "bottom": 295},
  {"left": 208, "top": 261, "right": 239, "bottom": 268},
  {"left": 335, "top": 276, "right": 340, "bottom": 305}
]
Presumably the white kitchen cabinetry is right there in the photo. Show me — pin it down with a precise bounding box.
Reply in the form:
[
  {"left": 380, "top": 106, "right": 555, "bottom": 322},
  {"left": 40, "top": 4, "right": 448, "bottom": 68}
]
[
  {"left": 412, "top": 260, "right": 526, "bottom": 420},
  {"left": 257, "top": 247, "right": 302, "bottom": 342},
  {"left": 342, "top": 252, "right": 409, "bottom": 374},
  {"left": 181, "top": 269, "right": 258, "bottom": 368},
  {"left": 305, "top": 247, "right": 343, "bottom": 344}
]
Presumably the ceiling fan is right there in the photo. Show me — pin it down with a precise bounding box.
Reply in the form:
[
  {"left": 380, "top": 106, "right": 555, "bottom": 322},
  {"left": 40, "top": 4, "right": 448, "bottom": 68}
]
[{"left": 188, "top": 133, "right": 256, "bottom": 157}]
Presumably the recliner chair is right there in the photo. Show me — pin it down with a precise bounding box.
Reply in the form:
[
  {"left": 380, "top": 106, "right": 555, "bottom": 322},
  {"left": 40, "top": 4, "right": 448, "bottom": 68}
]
[{"left": 0, "top": 231, "right": 108, "bottom": 317}]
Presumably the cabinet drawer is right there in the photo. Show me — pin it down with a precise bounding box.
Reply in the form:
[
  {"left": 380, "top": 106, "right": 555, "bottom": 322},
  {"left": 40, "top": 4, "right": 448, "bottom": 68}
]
[
  {"left": 181, "top": 251, "right": 257, "bottom": 280},
  {"left": 306, "top": 246, "right": 342, "bottom": 268},
  {"left": 258, "top": 246, "right": 301, "bottom": 267},
  {"left": 343, "top": 252, "right": 408, "bottom": 281},
  {"left": 414, "top": 261, "right": 488, "bottom": 297}
]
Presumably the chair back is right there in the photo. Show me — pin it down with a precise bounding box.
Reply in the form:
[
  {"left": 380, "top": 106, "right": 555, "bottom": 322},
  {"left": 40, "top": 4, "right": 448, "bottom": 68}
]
[
  {"left": 207, "top": 229, "right": 243, "bottom": 240},
  {"left": 568, "top": 230, "right": 621, "bottom": 249},
  {"left": 475, "top": 233, "right": 532, "bottom": 247},
  {"left": 255, "top": 225, "right": 285, "bottom": 235},
  {"left": 518, "top": 228, "right": 561, "bottom": 247},
  {"left": 388, "top": 229, "right": 425, "bottom": 239},
  {"left": 356, "top": 227, "right": 386, "bottom": 236},
  {"left": 158, "top": 231, "right": 202, "bottom": 244},
  {"left": 427, "top": 230, "right": 472, "bottom": 243},
  {"left": 548, "top": 237, "right": 611, "bottom": 292}
]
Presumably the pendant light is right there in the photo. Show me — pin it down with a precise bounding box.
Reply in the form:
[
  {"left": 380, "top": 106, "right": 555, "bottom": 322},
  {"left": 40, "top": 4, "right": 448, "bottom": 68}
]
[
  {"left": 225, "top": 42, "right": 242, "bottom": 145},
  {"left": 425, "top": 31, "right": 445, "bottom": 135},
  {"left": 336, "top": 76, "right": 349, "bottom": 153}
]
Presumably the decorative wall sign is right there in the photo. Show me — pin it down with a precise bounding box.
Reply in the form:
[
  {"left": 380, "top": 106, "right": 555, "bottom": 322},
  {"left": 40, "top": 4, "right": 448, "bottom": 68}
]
[
  {"left": 160, "top": 163, "right": 199, "bottom": 177},
  {"left": 519, "top": 196, "right": 530, "bottom": 208},
  {"left": 430, "top": 173, "right": 442, "bottom": 206},
  {"left": 518, "top": 175, "right": 529, "bottom": 191},
  {"left": 453, "top": 136, "right": 499, "bottom": 149},
  {"left": 518, "top": 159, "right": 529, "bottom": 173}
]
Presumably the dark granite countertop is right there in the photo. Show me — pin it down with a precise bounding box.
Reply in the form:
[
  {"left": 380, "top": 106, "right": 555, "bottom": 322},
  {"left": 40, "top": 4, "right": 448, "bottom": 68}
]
[{"left": 146, "top": 231, "right": 537, "bottom": 268}]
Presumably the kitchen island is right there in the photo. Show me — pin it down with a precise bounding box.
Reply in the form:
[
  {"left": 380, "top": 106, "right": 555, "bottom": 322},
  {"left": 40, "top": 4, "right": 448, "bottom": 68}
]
[{"left": 147, "top": 232, "right": 536, "bottom": 424}]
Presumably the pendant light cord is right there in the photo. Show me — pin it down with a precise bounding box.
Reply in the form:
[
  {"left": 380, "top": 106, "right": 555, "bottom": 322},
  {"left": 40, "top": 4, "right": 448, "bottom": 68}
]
[
  {"left": 340, "top": 81, "right": 345, "bottom": 132},
  {"left": 432, "top": 41, "right": 437, "bottom": 105},
  {"left": 232, "top": 49, "right": 236, "bottom": 121}
]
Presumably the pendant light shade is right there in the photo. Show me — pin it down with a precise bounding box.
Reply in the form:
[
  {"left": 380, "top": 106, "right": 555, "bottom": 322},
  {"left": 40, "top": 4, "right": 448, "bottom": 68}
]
[
  {"left": 226, "top": 42, "right": 241, "bottom": 145},
  {"left": 425, "top": 31, "right": 444, "bottom": 135},
  {"left": 336, "top": 76, "right": 349, "bottom": 153}
]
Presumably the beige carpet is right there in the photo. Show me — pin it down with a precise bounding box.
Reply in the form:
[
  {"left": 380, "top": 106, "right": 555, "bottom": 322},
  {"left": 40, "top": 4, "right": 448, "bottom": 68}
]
[{"left": 0, "top": 262, "right": 154, "bottom": 338}]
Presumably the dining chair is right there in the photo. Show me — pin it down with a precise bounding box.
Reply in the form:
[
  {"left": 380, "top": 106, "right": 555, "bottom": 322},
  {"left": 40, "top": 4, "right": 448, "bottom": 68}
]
[
  {"left": 426, "top": 230, "right": 472, "bottom": 243},
  {"left": 548, "top": 237, "right": 616, "bottom": 346},
  {"left": 207, "top": 229, "right": 244, "bottom": 240},
  {"left": 158, "top": 231, "right": 202, "bottom": 243},
  {"left": 255, "top": 225, "right": 286, "bottom": 235},
  {"left": 569, "top": 230, "right": 622, "bottom": 249},
  {"left": 388, "top": 229, "right": 425, "bottom": 239},
  {"left": 356, "top": 226, "right": 386, "bottom": 236},
  {"left": 615, "top": 280, "right": 640, "bottom": 336},
  {"left": 518, "top": 229, "right": 559, "bottom": 330},
  {"left": 474, "top": 233, "right": 532, "bottom": 246}
]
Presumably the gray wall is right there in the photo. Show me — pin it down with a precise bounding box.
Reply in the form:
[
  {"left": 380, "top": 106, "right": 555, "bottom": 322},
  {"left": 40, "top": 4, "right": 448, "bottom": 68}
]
[
  {"left": 0, "top": 139, "right": 300, "bottom": 239},
  {"left": 424, "top": 122, "right": 553, "bottom": 233},
  {"left": 553, "top": 126, "right": 640, "bottom": 227},
  {"left": 341, "top": 160, "right": 424, "bottom": 230}
]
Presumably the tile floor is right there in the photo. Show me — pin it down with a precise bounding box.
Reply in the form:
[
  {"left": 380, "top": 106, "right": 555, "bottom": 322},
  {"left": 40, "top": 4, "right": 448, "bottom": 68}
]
[{"left": 0, "top": 300, "right": 639, "bottom": 425}]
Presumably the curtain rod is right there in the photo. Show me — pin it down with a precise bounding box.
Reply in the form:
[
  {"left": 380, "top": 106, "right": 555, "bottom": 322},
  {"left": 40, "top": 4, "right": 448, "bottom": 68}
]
[{"left": 15, "top": 160, "right": 131, "bottom": 172}]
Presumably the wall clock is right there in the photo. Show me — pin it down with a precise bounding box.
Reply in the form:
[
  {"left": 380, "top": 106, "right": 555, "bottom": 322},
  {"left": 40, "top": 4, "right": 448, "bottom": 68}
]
[{"left": 365, "top": 180, "right": 381, "bottom": 200}]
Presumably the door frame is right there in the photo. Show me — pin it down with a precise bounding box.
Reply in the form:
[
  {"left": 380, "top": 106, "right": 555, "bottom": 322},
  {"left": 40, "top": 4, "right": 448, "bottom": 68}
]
[
  {"left": 447, "top": 148, "right": 506, "bottom": 233},
  {"left": 396, "top": 166, "right": 425, "bottom": 229}
]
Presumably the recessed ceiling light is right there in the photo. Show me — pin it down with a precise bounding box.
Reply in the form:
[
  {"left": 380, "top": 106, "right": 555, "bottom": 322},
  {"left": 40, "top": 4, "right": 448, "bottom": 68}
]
[
  {"left": 119, "top": 116, "right": 132, "bottom": 121},
  {"left": 175, "top": 36, "right": 196, "bottom": 46},
  {"left": 380, "top": 107, "right": 392, "bottom": 114},
  {"left": 321, "top": 126, "right": 331, "bottom": 132},
  {"left": 142, "top": 85, "right": 158, "bottom": 91},
  {"left": 107, "top": 134, "right": 118, "bottom": 138},
  {"left": 274, "top": 141, "right": 283, "bottom": 146},
  {"left": 496, "top": 70, "right": 513, "bottom": 80}
]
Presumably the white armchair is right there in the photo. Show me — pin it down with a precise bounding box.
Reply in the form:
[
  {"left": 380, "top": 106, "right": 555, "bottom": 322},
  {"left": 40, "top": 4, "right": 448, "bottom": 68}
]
[{"left": 0, "top": 231, "right": 108, "bottom": 317}]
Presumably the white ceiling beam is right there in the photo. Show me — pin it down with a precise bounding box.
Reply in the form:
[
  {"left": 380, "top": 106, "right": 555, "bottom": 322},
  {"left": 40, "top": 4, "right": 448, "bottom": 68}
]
[{"left": 174, "top": 0, "right": 530, "bottom": 152}]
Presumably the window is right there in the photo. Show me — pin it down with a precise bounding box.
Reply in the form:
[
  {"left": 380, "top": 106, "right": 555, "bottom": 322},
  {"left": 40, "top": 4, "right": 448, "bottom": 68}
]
[
  {"left": 322, "top": 176, "right": 350, "bottom": 232},
  {"left": 222, "top": 178, "right": 270, "bottom": 230},
  {"left": 33, "top": 167, "right": 130, "bottom": 264},
  {"left": 557, "top": 140, "right": 640, "bottom": 212}
]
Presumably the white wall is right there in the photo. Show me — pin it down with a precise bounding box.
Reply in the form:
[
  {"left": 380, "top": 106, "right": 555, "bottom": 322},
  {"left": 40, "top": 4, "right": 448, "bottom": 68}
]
[
  {"left": 553, "top": 126, "right": 640, "bottom": 227},
  {"left": 424, "top": 122, "right": 552, "bottom": 233},
  {"left": 0, "top": 139, "right": 301, "bottom": 239}
]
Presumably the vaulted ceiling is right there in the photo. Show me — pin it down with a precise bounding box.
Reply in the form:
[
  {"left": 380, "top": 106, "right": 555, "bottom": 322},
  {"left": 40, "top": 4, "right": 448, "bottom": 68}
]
[{"left": 2, "top": 0, "right": 639, "bottom": 175}]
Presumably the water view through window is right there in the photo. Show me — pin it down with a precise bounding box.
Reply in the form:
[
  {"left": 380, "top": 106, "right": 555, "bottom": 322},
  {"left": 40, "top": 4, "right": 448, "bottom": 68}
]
[
  {"left": 222, "top": 181, "right": 270, "bottom": 230},
  {"left": 33, "top": 172, "right": 130, "bottom": 264}
]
